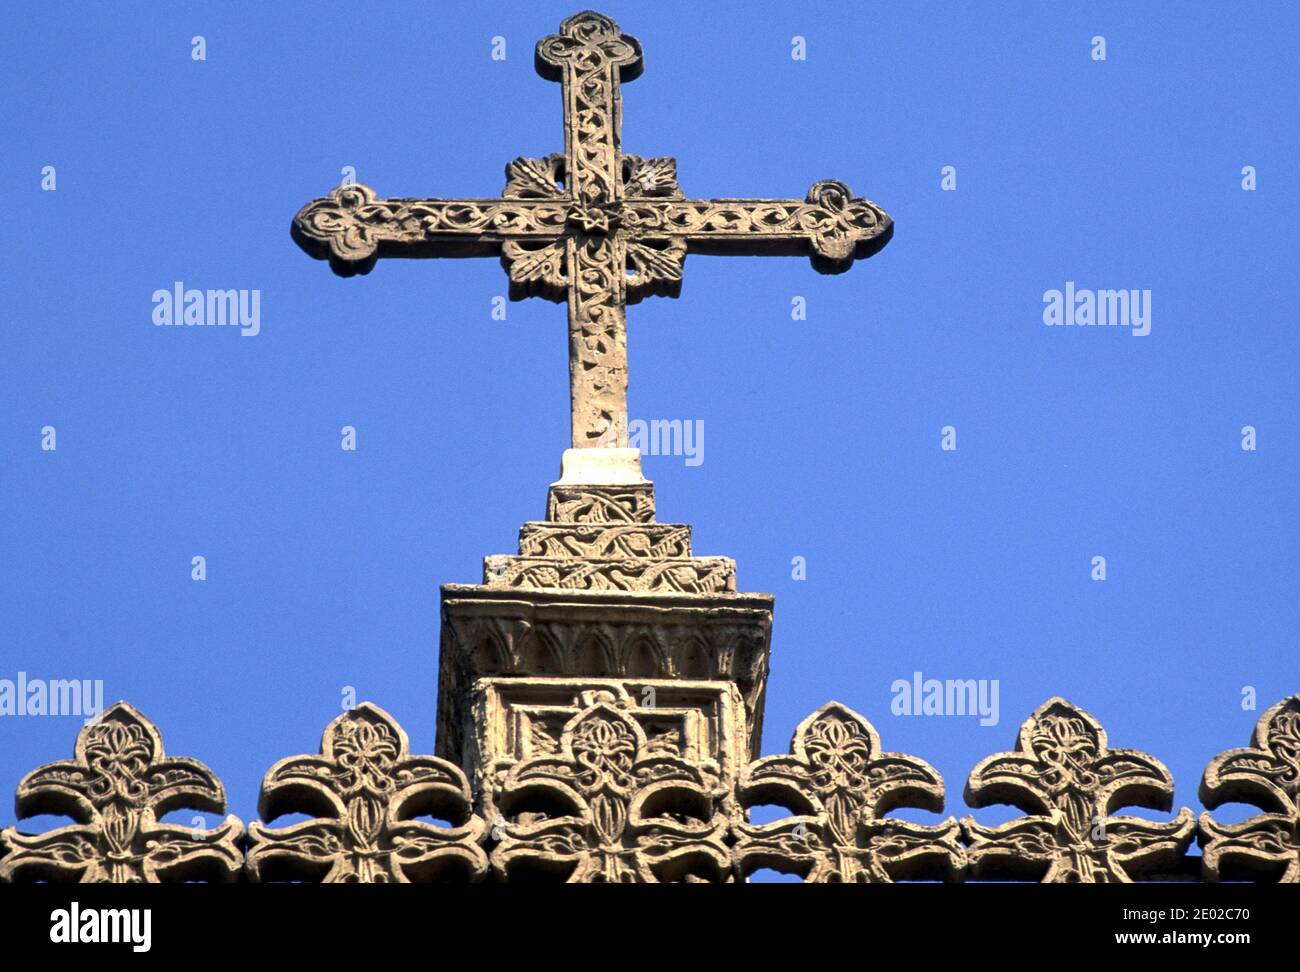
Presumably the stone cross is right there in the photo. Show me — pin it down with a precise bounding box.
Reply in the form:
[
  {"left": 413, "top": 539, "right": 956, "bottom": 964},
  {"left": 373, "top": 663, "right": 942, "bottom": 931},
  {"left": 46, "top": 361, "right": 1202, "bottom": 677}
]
[{"left": 292, "top": 10, "right": 893, "bottom": 451}]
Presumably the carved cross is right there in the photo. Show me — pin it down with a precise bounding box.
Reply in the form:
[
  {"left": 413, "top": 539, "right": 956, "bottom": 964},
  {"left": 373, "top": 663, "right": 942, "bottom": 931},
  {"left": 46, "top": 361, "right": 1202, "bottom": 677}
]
[{"left": 292, "top": 10, "right": 892, "bottom": 449}]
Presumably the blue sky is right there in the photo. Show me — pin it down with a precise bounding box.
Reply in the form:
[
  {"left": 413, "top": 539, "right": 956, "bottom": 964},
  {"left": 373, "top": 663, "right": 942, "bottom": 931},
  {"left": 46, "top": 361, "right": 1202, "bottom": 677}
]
[{"left": 1, "top": 1, "right": 1296, "bottom": 859}]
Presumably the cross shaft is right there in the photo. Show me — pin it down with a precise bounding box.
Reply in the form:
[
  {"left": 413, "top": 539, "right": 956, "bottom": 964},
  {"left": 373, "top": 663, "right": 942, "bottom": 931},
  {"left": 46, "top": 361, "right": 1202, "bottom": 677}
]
[{"left": 292, "top": 10, "right": 893, "bottom": 449}]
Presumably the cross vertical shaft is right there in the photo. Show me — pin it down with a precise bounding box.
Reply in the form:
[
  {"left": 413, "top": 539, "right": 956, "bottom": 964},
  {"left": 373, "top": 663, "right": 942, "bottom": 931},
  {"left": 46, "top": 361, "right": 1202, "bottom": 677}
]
[{"left": 537, "top": 13, "right": 644, "bottom": 448}]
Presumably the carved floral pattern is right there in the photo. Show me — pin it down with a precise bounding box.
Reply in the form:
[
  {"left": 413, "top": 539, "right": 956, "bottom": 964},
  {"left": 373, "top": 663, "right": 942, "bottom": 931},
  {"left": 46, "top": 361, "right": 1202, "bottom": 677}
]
[
  {"left": 5, "top": 695, "right": 1300, "bottom": 883},
  {"left": 486, "top": 556, "right": 734, "bottom": 594},
  {"left": 622, "top": 155, "right": 683, "bottom": 199},
  {"left": 246, "top": 704, "right": 487, "bottom": 882},
  {"left": 962, "top": 698, "right": 1194, "bottom": 882},
  {"left": 546, "top": 484, "right": 656, "bottom": 523},
  {"left": 293, "top": 183, "right": 568, "bottom": 271},
  {"left": 536, "top": 11, "right": 643, "bottom": 210},
  {"left": 487, "top": 478, "right": 735, "bottom": 594},
  {"left": 519, "top": 523, "right": 691, "bottom": 559},
  {"left": 504, "top": 153, "right": 566, "bottom": 199},
  {"left": 491, "top": 694, "right": 730, "bottom": 882},
  {"left": 1199, "top": 695, "right": 1300, "bottom": 882},
  {"left": 732, "top": 702, "right": 964, "bottom": 882},
  {"left": 0, "top": 703, "right": 242, "bottom": 883}
]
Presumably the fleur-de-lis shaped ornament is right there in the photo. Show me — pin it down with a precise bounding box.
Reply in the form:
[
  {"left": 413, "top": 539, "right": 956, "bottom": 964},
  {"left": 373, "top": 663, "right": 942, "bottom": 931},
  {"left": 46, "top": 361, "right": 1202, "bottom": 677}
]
[
  {"left": 0, "top": 702, "right": 242, "bottom": 883},
  {"left": 962, "top": 697, "right": 1194, "bottom": 882},
  {"left": 732, "top": 702, "right": 964, "bottom": 882},
  {"left": 245, "top": 703, "right": 487, "bottom": 882},
  {"left": 491, "top": 693, "right": 730, "bottom": 882},
  {"left": 1199, "top": 695, "right": 1300, "bottom": 881}
]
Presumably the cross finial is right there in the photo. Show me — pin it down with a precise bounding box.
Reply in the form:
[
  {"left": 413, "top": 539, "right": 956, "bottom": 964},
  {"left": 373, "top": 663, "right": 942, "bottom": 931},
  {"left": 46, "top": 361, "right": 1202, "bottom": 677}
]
[
  {"left": 537, "top": 11, "right": 644, "bottom": 86},
  {"left": 293, "top": 11, "right": 892, "bottom": 453}
]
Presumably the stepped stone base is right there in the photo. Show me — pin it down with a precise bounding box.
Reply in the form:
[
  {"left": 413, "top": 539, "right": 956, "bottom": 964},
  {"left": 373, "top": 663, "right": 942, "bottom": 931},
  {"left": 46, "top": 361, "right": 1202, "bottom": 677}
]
[{"left": 435, "top": 453, "right": 773, "bottom": 772}]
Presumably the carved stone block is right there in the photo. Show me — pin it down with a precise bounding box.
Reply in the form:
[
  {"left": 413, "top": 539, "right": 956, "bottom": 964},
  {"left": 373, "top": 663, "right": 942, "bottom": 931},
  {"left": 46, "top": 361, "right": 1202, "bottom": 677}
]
[
  {"left": 437, "top": 586, "right": 772, "bottom": 770},
  {"left": 484, "top": 476, "right": 746, "bottom": 597},
  {"left": 547, "top": 483, "right": 655, "bottom": 523},
  {"left": 518, "top": 521, "right": 692, "bottom": 559},
  {"left": 465, "top": 677, "right": 746, "bottom": 822},
  {"left": 484, "top": 555, "right": 735, "bottom": 594},
  {"left": 488, "top": 693, "right": 732, "bottom": 882},
  {"left": 441, "top": 468, "right": 771, "bottom": 778}
]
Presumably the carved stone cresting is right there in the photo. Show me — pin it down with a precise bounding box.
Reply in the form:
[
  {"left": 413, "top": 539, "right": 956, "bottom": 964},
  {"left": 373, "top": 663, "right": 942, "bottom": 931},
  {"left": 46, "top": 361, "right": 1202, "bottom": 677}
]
[
  {"left": 1199, "top": 694, "right": 1300, "bottom": 882},
  {"left": 0, "top": 702, "right": 242, "bottom": 883},
  {"left": 246, "top": 703, "right": 487, "bottom": 882},
  {"left": 733, "top": 702, "right": 964, "bottom": 882},
  {"left": 490, "top": 694, "right": 731, "bottom": 882},
  {"left": 292, "top": 10, "right": 892, "bottom": 449},
  {"left": 961, "top": 698, "right": 1194, "bottom": 882}
]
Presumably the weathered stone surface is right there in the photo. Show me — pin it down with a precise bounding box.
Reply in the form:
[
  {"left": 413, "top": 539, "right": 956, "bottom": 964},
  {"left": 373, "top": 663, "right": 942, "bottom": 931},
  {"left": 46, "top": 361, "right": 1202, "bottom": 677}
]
[
  {"left": 466, "top": 677, "right": 746, "bottom": 822},
  {"left": 0, "top": 702, "right": 242, "bottom": 883},
  {"left": 553, "top": 446, "right": 647, "bottom": 485},
  {"left": 485, "top": 555, "right": 736, "bottom": 594},
  {"left": 962, "top": 697, "right": 1194, "bottom": 882},
  {"left": 6, "top": 694, "right": 1300, "bottom": 883},
  {"left": 291, "top": 10, "right": 891, "bottom": 449},
  {"left": 733, "top": 702, "right": 964, "bottom": 882},
  {"left": 433, "top": 408, "right": 774, "bottom": 832},
  {"left": 246, "top": 703, "right": 487, "bottom": 883},
  {"left": 489, "top": 693, "right": 731, "bottom": 882},
  {"left": 547, "top": 483, "right": 656, "bottom": 523},
  {"left": 518, "top": 522, "right": 692, "bottom": 559},
  {"left": 487, "top": 477, "right": 740, "bottom": 593},
  {"left": 1199, "top": 694, "right": 1300, "bottom": 882},
  {"left": 437, "top": 587, "right": 772, "bottom": 768}
]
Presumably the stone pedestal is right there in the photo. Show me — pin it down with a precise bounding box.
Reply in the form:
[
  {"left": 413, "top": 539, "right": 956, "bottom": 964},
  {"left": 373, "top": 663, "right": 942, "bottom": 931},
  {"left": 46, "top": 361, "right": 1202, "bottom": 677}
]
[{"left": 435, "top": 451, "right": 773, "bottom": 807}]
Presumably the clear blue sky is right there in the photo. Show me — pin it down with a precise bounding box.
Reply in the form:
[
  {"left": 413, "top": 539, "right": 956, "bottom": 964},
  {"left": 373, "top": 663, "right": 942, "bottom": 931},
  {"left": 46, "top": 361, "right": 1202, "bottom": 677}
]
[{"left": 1, "top": 1, "right": 1296, "bottom": 856}]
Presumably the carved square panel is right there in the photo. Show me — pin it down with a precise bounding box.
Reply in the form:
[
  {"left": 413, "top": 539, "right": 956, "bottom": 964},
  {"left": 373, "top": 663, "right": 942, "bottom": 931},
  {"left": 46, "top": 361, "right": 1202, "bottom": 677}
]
[{"left": 467, "top": 677, "right": 747, "bottom": 817}]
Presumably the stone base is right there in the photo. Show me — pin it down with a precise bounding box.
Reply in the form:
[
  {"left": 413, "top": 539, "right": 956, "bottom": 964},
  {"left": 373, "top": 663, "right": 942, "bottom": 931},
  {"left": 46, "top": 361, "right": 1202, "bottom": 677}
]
[
  {"left": 434, "top": 456, "right": 773, "bottom": 783},
  {"left": 553, "top": 447, "right": 648, "bottom": 485},
  {"left": 436, "top": 585, "right": 772, "bottom": 768}
]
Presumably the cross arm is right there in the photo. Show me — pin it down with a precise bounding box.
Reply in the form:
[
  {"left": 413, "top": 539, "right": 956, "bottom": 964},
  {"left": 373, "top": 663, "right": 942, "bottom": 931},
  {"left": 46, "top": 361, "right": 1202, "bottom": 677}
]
[
  {"left": 623, "top": 179, "right": 893, "bottom": 274},
  {"left": 292, "top": 183, "right": 571, "bottom": 276}
]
